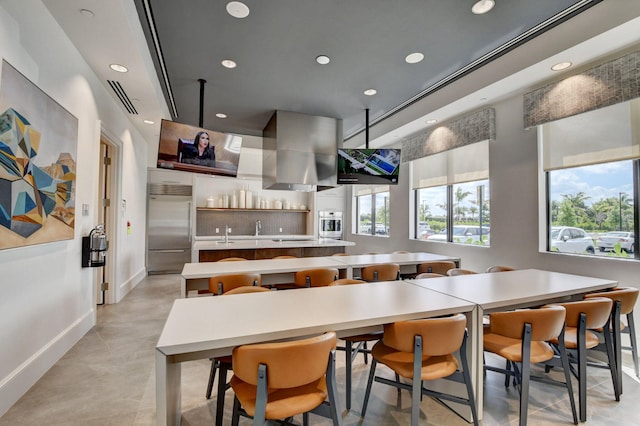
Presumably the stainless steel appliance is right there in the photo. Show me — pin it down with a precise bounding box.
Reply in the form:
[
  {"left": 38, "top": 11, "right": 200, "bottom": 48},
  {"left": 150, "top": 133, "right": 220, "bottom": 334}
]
[
  {"left": 318, "top": 211, "right": 343, "bottom": 240},
  {"left": 147, "top": 183, "right": 192, "bottom": 274}
]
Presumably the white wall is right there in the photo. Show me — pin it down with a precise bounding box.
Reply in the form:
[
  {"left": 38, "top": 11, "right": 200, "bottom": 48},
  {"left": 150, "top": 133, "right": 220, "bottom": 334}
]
[{"left": 0, "top": 0, "right": 148, "bottom": 414}]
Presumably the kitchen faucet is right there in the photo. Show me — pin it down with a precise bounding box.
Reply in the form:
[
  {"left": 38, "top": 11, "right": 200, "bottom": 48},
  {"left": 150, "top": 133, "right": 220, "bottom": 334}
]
[
  {"left": 224, "top": 225, "right": 230, "bottom": 243},
  {"left": 255, "top": 220, "right": 262, "bottom": 236}
]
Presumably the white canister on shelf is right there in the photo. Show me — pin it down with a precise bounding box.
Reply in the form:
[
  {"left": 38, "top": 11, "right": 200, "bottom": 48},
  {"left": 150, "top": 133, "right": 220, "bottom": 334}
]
[
  {"left": 206, "top": 197, "right": 215, "bottom": 208},
  {"left": 238, "top": 187, "right": 246, "bottom": 208},
  {"left": 283, "top": 200, "right": 291, "bottom": 210},
  {"left": 245, "top": 190, "right": 253, "bottom": 209},
  {"left": 223, "top": 193, "right": 229, "bottom": 208},
  {"left": 230, "top": 193, "right": 238, "bottom": 208},
  {"left": 274, "top": 200, "right": 283, "bottom": 209}
]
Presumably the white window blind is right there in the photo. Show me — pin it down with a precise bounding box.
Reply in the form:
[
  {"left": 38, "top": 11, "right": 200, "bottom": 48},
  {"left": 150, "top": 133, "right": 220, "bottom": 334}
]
[
  {"left": 541, "top": 98, "right": 640, "bottom": 171},
  {"left": 355, "top": 185, "right": 390, "bottom": 197},
  {"left": 411, "top": 140, "right": 489, "bottom": 189}
]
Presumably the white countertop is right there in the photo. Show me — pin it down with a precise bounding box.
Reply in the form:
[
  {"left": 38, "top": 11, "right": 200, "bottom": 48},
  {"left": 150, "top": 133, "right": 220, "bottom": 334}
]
[{"left": 193, "top": 235, "right": 355, "bottom": 250}]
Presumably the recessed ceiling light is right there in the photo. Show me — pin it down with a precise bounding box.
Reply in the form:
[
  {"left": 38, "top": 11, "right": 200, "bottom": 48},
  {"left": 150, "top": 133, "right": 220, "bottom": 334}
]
[
  {"left": 221, "top": 59, "right": 237, "bottom": 69},
  {"left": 426, "top": 119, "right": 438, "bottom": 124},
  {"left": 551, "top": 61, "right": 573, "bottom": 71},
  {"left": 79, "top": 9, "right": 94, "bottom": 18},
  {"left": 226, "top": 1, "right": 250, "bottom": 18},
  {"left": 216, "top": 113, "right": 228, "bottom": 119},
  {"left": 143, "top": 120, "right": 155, "bottom": 125},
  {"left": 364, "top": 89, "right": 377, "bottom": 96},
  {"left": 316, "top": 55, "right": 330, "bottom": 65},
  {"left": 109, "top": 64, "right": 128, "bottom": 73},
  {"left": 405, "top": 52, "right": 424, "bottom": 64},
  {"left": 472, "top": 0, "right": 495, "bottom": 15}
]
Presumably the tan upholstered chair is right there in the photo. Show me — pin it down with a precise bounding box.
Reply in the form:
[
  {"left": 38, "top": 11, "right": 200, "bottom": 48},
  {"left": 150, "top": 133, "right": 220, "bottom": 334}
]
[
  {"left": 361, "top": 263, "right": 400, "bottom": 282},
  {"left": 361, "top": 314, "right": 478, "bottom": 426},
  {"left": 208, "top": 273, "right": 261, "bottom": 295},
  {"left": 230, "top": 332, "right": 341, "bottom": 425},
  {"left": 331, "top": 252, "right": 349, "bottom": 256},
  {"left": 414, "top": 272, "right": 446, "bottom": 279},
  {"left": 205, "top": 284, "right": 270, "bottom": 426},
  {"left": 272, "top": 255, "right": 298, "bottom": 259},
  {"left": 548, "top": 298, "right": 616, "bottom": 422},
  {"left": 585, "top": 287, "right": 639, "bottom": 387},
  {"left": 218, "top": 257, "right": 248, "bottom": 262},
  {"left": 447, "top": 268, "right": 477, "bottom": 276},
  {"left": 486, "top": 265, "right": 515, "bottom": 273},
  {"left": 329, "top": 278, "right": 367, "bottom": 286},
  {"left": 483, "top": 305, "right": 577, "bottom": 426},
  {"left": 294, "top": 268, "right": 339, "bottom": 288},
  {"left": 417, "top": 260, "right": 456, "bottom": 275}
]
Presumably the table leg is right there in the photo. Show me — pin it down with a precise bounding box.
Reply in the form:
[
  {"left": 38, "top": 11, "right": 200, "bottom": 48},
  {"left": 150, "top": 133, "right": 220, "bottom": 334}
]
[
  {"left": 156, "top": 349, "right": 181, "bottom": 426},
  {"left": 180, "top": 277, "right": 187, "bottom": 298},
  {"left": 470, "top": 305, "right": 484, "bottom": 420}
]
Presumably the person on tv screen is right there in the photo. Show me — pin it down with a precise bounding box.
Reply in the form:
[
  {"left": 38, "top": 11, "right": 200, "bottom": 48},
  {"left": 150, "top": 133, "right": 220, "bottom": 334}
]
[{"left": 180, "top": 131, "right": 215, "bottom": 166}]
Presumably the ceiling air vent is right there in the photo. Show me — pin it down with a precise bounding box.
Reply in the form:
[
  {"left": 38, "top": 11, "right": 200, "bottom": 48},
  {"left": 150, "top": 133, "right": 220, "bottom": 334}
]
[{"left": 107, "top": 80, "right": 138, "bottom": 115}]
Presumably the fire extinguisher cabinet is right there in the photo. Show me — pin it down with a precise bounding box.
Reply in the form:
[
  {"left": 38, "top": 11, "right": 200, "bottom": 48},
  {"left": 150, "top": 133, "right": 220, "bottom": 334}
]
[{"left": 82, "top": 225, "right": 108, "bottom": 267}]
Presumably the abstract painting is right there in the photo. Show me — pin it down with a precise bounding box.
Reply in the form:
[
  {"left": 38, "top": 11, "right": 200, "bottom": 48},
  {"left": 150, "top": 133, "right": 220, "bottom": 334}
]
[{"left": 0, "top": 60, "right": 78, "bottom": 250}]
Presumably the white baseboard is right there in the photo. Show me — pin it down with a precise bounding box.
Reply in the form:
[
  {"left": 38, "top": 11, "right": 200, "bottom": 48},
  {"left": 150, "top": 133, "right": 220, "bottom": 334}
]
[
  {"left": 0, "top": 309, "right": 94, "bottom": 416},
  {"left": 117, "top": 266, "right": 146, "bottom": 302}
]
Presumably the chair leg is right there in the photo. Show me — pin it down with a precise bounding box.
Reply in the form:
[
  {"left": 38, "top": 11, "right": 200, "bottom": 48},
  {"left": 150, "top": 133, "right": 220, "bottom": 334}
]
[
  {"left": 627, "top": 312, "right": 639, "bottom": 377},
  {"left": 459, "top": 330, "right": 479, "bottom": 426},
  {"left": 231, "top": 396, "right": 241, "bottom": 426},
  {"left": 325, "top": 349, "right": 343, "bottom": 426},
  {"left": 215, "top": 361, "right": 230, "bottom": 426},
  {"left": 558, "top": 327, "right": 578, "bottom": 425},
  {"left": 519, "top": 324, "right": 532, "bottom": 426},
  {"left": 363, "top": 341, "right": 369, "bottom": 364},
  {"left": 603, "top": 317, "right": 621, "bottom": 401},
  {"left": 411, "top": 336, "right": 422, "bottom": 426},
  {"left": 612, "top": 301, "right": 623, "bottom": 395},
  {"left": 254, "top": 364, "right": 268, "bottom": 425},
  {"left": 361, "top": 359, "right": 378, "bottom": 418},
  {"left": 576, "top": 314, "right": 587, "bottom": 422},
  {"left": 345, "top": 340, "right": 353, "bottom": 410},
  {"left": 206, "top": 359, "right": 218, "bottom": 399},
  {"left": 303, "top": 412, "right": 309, "bottom": 426}
]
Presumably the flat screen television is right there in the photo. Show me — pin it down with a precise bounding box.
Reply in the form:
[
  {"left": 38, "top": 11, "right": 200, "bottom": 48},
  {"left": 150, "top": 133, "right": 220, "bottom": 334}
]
[
  {"left": 156, "top": 119, "right": 242, "bottom": 177},
  {"left": 337, "top": 148, "right": 401, "bottom": 184}
]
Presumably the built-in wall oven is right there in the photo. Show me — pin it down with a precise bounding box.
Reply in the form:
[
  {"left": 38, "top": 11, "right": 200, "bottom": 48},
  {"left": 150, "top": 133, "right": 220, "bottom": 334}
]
[{"left": 319, "top": 211, "right": 343, "bottom": 240}]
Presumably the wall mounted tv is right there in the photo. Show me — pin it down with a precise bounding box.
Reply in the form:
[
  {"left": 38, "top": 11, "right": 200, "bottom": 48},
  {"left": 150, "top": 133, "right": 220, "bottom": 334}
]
[
  {"left": 337, "top": 148, "right": 401, "bottom": 184},
  {"left": 156, "top": 119, "right": 242, "bottom": 177}
]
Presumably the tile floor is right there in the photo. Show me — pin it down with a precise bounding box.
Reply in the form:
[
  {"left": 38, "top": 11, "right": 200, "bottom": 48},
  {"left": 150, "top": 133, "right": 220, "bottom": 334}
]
[{"left": 1, "top": 274, "right": 640, "bottom": 425}]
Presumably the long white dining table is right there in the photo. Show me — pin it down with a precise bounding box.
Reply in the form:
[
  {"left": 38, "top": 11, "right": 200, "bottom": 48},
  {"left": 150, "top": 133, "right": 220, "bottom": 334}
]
[
  {"left": 407, "top": 268, "right": 617, "bottom": 419},
  {"left": 156, "top": 280, "right": 476, "bottom": 426},
  {"left": 179, "top": 252, "right": 460, "bottom": 297}
]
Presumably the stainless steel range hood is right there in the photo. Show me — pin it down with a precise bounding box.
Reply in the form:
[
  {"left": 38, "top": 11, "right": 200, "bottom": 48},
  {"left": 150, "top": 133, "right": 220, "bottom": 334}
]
[{"left": 262, "top": 111, "right": 341, "bottom": 191}]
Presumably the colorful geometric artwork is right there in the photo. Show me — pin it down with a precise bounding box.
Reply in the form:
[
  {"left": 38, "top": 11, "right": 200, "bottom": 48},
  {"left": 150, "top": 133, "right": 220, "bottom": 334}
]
[{"left": 0, "top": 60, "right": 78, "bottom": 250}]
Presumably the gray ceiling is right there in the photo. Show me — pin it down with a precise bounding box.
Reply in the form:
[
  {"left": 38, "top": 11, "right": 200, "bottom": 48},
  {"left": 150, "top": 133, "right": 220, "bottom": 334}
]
[{"left": 133, "top": 0, "right": 598, "bottom": 141}]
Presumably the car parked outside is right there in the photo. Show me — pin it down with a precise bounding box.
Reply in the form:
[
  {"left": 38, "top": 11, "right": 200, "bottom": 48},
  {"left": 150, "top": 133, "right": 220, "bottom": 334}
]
[
  {"left": 596, "top": 231, "right": 634, "bottom": 253},
  {"left": 550, "top": 226, "right": 595, "bottom": 254},
  {"left": 427, "top": 225, "right": 490, "bottom": 245}
]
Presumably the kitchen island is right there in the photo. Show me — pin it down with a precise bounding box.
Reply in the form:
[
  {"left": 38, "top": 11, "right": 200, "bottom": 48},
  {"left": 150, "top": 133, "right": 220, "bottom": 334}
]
[{"left": 192, "top": 235, "right": 355, "bottom": 262}]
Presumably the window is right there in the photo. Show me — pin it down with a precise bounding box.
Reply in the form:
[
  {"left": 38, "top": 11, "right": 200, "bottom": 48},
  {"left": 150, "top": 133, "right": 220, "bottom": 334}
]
[
  {"left": 355, "top": 186, "right": 390, "bottom": 236},
  {"left": 541, "top": 99, "right": 639, "bottom": 258},
  {"left": 412, "top": 141, "right": 490, "bottom": 246}
]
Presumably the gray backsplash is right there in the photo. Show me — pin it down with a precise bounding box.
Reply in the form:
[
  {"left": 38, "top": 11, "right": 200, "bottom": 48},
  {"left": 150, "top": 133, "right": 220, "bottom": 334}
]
[{"left": 196, "top": 210, "right": 307, "bottom": 236}]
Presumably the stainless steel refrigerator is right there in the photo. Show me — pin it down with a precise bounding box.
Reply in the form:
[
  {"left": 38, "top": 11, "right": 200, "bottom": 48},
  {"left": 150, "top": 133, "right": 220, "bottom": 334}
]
[{"left": 146, "top": 183, "right": 192, "bottom": 274}]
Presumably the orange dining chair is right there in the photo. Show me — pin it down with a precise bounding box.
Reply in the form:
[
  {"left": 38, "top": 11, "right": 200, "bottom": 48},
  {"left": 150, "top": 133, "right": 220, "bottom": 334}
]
[
  {"left": 218, "top": 257, "right": 248, "bottom": 262},
  {"left": 272, "top": 255, "right": 298, "bottom": 259},
  {"left": 294, "top": 267, "right": 339, "bottom": 288},
  {"left": 360, "top": 263, "right": 400, "bottom": 282},
  {"left": 547, "top": 297, "right": 617, "bottom": 422},
  {"left": 414, "top": 272, "right": 446, "bottom": 279},
  {"left": 585, "top": 286, "right": 640, "bottom": 389},
  {"left": 205, "top": 284, "right": 270, "bottom": 426},
  {"left": 361, "top": 313, "right": 478, "bottom": 426},
  {"left": 486, "top": 265, "right": 516, "bottom": 273},
  {"left": 447, "top": 268, "right": 477, "bottom": 276},
  {"left": 208, "top": 273, "right": 261, "bottom": 295},
  {"left": 417, "top": 260, "right": 457, "bottom": 276},
  {"left": 329, "top": 278, "right": 367, "bottom": 286},
  {"left": 331, "top": 252, "right": 350, "bottom": 256},
  {"left": 483, "top": 305, "right": 577, "bottom": 426},
  {"left": 230, "top": 332, "right": 341, "bottom": 425}
]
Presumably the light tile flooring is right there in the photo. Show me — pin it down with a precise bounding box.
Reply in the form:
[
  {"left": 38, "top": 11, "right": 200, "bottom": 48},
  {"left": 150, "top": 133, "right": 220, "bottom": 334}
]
[{"left": 2, "top": 274, "right": 640, "bottom": 425}]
